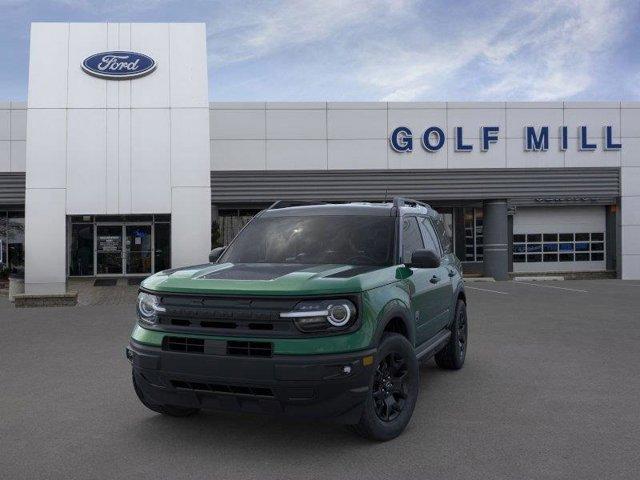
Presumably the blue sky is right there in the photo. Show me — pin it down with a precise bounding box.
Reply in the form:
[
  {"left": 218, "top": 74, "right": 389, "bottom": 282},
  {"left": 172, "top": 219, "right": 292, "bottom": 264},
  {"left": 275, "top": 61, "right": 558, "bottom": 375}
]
[{"left": 1, "top": 0, "right": 639, "bottom": 101}]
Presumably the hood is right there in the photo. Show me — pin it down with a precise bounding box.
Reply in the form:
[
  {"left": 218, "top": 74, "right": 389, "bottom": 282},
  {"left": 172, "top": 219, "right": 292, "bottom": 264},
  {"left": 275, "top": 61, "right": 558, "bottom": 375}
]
[{"left": 141, "top": 262, "right": 399, "bottom": 296}]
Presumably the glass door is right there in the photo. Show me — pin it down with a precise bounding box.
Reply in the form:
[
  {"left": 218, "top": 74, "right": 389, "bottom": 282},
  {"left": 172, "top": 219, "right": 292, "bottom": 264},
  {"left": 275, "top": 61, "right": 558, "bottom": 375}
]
[
  {"left": 125, "top": 225, "right": 153, "bottom": 275},
  {"left": 96, "top": 225, "right": 124, "bottom": 275}
]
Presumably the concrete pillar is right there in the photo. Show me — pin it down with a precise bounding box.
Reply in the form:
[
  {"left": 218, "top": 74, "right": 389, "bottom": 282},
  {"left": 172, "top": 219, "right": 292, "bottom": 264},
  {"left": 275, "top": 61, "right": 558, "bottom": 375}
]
[
  {"left": 621, "top": 166, "right": 640, "bottom": 279},
  {"left": 171, "top": 187, "right": 211, "bottom": 269},
  {"left": 24, "top": 188, "right": 67, "bottom": 294},
  {"left": 483, "top": 200, "right": 509, "bottom": 280},
  {"left": 606, "top": 205, "right": 617, "bottom": 273}
]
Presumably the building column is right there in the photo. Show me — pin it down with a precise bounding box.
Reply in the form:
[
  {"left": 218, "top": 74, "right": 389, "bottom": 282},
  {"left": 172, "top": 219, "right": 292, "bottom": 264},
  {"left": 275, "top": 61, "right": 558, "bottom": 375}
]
[
  {"left": 483, "top": 200, "right": 509, "bottom": 280},
  {"left": 606, "top": 205, "right": 617, "bottom": 274},
  {"left": 171, "top": 187, "right": 212, "bottom": 269},
  {"left": 621, "top": 166, "right": 640, "bottom": 279},
  {"left": 24, "top": 188, "right": 67, "bottom": 294}
]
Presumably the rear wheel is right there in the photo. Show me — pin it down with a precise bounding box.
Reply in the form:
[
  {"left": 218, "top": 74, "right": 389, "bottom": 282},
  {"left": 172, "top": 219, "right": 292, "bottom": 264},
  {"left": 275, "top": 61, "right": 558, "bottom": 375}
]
[
  {"left": 435, "top": 299, "right": 468, "bottom": 370},
  {"left": 132, "top": 372, "right": 200, "bottom": 417},
  {"left": 354, "top": 333, "right": 419, "bottom": 441}
]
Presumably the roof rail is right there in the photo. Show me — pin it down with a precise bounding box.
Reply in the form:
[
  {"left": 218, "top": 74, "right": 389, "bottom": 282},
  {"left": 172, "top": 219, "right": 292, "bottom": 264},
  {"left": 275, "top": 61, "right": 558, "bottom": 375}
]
[
  {"left": 267, "top": 200, "right": 326, "bottom": 210},
  {"left": 392, "top": 196, "right": 432, "bottom": 210}
]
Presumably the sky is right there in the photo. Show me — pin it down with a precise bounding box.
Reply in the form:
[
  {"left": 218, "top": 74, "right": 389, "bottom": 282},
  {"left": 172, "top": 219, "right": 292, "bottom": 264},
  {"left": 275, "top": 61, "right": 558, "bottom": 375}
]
[{"left": 1, "top": 0, "right": 639, "bottom": 102}]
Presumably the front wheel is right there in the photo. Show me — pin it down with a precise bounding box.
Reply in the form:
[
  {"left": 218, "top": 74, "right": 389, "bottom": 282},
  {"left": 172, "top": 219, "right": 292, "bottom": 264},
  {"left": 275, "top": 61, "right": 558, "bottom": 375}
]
[
  {"left": 353, "top": 333, "right": 419, "bottom": 441},
  {"left": 132, "top": 372, "right": 200, "bottom": 417},
  {"left": 434, "top": 299, "right": 468, "bottom": 370}
]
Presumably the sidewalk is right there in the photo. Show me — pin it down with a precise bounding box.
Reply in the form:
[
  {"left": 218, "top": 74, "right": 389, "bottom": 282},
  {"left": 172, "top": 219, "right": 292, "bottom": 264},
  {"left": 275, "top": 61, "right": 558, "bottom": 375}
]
[{"left": 68, "top": 278, "right": 139, "bottom": 307}]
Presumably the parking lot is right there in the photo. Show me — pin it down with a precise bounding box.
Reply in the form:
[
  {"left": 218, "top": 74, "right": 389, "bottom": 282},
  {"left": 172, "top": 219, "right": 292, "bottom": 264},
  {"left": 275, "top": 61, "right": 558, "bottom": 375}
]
[{"left": 1, "top": 279, "right": 640, "bottom": 480}]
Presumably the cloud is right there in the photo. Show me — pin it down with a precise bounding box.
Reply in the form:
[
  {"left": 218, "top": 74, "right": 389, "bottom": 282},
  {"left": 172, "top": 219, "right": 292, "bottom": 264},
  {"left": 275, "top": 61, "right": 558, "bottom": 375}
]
[
  {"left": 206, "top": 0, "right": 633, "bottom": 101},
  {"left": 0, "top": 0, "right": 636, "bottom": 101},
  {"left": 207, "top": 0, "right": 413, "bottom": 66},
  {"left": 357, "top": 0, "right": 629, "bottom": 101}
]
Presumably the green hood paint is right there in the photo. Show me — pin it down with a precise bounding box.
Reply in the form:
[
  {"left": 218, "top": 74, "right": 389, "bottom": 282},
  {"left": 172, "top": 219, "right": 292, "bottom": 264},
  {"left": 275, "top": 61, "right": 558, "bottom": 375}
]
[
  {"left": 134, "top": 262, "right": 413, "bottom": 355},
  {"left": 141, "top": 262, "right": 401, "bottom": 296}
]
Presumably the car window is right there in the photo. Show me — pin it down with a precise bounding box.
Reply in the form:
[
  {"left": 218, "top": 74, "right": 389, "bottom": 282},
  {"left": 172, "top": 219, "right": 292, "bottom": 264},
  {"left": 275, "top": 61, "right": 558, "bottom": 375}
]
[
  {"left": 402, "top": 217, "right": 424, "bottom": 264},
  {"left": 418, "top": 217, "right": 442, "bottom": 256},
  {"left": 431, "top": 215, "right": 453, "bottom": 254},
  {"left": 219, "top": 215, "right": 396, "bottom": 266}
]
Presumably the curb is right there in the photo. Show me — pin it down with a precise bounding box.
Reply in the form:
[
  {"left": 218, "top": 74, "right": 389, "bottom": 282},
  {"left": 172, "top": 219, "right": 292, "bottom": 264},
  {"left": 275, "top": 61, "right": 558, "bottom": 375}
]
[{"left": 514, "top": 276, "right": 565, "bottom": 282}]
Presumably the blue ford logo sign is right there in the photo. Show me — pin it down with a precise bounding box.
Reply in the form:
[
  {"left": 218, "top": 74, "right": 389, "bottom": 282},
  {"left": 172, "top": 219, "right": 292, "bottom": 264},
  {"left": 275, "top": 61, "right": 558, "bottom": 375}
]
[{"left": 82, "top": 51, "right": 156, "bottom": 80}]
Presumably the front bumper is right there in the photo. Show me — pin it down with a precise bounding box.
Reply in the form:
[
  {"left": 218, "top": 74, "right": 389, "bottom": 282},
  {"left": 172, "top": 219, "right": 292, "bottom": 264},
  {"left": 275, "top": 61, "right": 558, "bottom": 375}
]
[{"left": 127, "top": 339, "right": 376, "bottom": 424}]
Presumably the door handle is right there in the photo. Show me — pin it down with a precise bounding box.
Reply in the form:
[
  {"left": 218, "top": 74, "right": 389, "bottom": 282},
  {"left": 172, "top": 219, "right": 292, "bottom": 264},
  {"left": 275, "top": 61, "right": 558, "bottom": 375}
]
[{"left": 430, "top": 275, "right": 440, "bottom": 284}]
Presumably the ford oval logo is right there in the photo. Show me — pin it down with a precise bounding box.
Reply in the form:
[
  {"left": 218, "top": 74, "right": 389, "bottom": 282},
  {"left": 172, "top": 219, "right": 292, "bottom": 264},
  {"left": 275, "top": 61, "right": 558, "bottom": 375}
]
[{"left": 82, "top": 51, "right": 156, "bottom": 80}]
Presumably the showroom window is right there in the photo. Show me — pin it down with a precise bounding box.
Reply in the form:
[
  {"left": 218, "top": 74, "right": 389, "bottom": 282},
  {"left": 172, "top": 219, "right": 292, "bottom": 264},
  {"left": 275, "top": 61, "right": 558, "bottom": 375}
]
[
  {"left": 513, "top": 233, "right": 605, "bottom": 263},
  {"left": 463, "top": 208, "right": 483, "bottom": 262},
  {"left": 213, "top": 208, "right": 262, "bottom": 248},
  {"left": 0, "top": 211, "right": 25, "bottom": 277},
  {"left": 68, "top": 215, "right": 171, "bottom": 277}
]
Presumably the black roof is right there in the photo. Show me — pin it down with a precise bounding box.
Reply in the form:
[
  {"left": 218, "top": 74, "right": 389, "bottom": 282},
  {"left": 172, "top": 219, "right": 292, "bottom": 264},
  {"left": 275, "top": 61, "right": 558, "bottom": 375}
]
[{"left": 261, "top": 199, "right": 435, "bottom": 218}]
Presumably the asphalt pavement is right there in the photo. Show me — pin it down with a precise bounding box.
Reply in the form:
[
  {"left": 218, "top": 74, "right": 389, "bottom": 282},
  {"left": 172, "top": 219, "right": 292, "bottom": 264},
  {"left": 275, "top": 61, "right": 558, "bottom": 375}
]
[{"left": 1, "top": 279, "right": 639, "bottom": 480}]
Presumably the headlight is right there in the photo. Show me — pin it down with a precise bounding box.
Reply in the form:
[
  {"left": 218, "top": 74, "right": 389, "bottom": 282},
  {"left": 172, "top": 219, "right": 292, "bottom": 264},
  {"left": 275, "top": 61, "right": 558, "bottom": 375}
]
[
  {"left": 137, "top": 292, "right": 165, "bottom": 326},
  {"left": 280, "top": 299, "right": 357, "bottom": 333}
]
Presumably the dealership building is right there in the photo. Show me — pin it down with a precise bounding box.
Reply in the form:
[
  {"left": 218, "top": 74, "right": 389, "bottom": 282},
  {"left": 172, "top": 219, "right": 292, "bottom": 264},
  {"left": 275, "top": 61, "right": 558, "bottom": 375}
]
[{"left": 1, "top": 22, "right": 640, "bottom": 296}]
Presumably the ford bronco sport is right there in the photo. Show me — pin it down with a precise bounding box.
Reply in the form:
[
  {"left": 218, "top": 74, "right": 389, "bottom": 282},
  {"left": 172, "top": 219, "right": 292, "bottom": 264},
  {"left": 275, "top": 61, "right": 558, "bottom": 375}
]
[{"left": 127, "top": 198, "right": 467, "bottom": 441}]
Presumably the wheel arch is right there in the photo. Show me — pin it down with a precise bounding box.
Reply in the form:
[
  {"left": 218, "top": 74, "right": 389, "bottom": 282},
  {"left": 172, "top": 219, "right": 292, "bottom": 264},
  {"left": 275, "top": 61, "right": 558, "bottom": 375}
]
[
  {"left": 457, "top": 287, "right": 466, "bottom": 304},
  {"left": 371, "top": 301, "right": 415, "bottom": 347}
]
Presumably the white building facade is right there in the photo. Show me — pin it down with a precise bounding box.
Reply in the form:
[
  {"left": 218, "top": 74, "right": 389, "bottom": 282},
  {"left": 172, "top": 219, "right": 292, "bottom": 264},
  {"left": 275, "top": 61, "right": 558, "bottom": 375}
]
[{"left": 0, "top": 22, "right": 639, "bottom": 294}]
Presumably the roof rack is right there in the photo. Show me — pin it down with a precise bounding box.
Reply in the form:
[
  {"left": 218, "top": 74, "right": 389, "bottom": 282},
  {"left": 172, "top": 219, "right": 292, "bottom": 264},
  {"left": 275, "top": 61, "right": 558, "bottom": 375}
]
[
  {"left": 267, "top": 200, "right": 326, "bottom": 210},
  {"left": 392, "top": 196, "right": 432, "bottom": 210}
]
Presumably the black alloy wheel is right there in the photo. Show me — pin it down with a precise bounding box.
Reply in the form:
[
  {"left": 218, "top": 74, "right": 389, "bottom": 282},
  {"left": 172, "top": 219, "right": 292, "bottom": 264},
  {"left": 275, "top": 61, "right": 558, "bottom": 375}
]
[
  {"left": 434, "top": 299, "right": 468, "bottom": 370},
  {"left": 456, "top": 305, "right": 468, "bottom": 360},
  {"left": 372, "top": 352, "right": 409, "bottom": 422},
  {"left": 354, "top": 333, "right": 419, "bottom": 441}
]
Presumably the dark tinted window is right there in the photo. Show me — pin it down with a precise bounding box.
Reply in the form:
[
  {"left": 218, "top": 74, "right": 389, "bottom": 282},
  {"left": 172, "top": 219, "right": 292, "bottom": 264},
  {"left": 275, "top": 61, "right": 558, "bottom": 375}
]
[
  {"left": 418, "top": 217, "right": 441, "bottom": 255},
  {"left": 402, "top": 217, "right": 424, "bottom": 264},
  {"left": 220, "top": 215, "right": 396, "bottom": 266},
  {"left": 431, "top": 215, "right": 452, "bottom": 254}
]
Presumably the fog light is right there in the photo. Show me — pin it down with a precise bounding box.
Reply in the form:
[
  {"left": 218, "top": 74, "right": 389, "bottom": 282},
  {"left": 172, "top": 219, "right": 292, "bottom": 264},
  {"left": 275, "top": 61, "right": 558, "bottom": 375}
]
[{"left": 342, "top": 365, "right": 352, "bottom": 375}]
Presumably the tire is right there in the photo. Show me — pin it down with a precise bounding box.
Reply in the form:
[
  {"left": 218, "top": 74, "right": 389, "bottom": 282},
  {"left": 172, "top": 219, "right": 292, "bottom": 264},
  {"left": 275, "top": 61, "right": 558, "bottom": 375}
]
[
  {"left": 434, "top": 299, "right": 468, "bottom": 370},
  {"left": 354, "top": 333, "right": 419, "bottom": 441},
  {"left": 132, "top": 372, "right": 200, "bottom": 417}
]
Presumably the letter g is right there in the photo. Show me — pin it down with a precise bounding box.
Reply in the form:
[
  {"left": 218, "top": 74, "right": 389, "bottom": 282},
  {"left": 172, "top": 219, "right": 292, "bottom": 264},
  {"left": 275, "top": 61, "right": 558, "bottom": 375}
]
[{"left": 390, "top": 126, "right": 413, "bottom": 152}]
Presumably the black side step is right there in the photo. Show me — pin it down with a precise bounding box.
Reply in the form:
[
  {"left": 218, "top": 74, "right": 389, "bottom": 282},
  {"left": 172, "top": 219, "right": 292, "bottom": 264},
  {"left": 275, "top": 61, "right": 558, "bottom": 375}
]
[{"left": 415, "top": 330, "right": 451, "bottom": 361}]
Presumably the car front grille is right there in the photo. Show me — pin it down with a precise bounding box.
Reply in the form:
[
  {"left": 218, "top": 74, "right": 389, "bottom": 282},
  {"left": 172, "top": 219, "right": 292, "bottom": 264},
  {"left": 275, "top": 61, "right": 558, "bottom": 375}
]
[
  {"left": 163, "top": 336, "right": 204, "bottom": 353},
  {"left": 161, "top": 336, "right": 273, "bottom": 357},
  {"left": 226, "top": 340, "right": 273, "bottom": 358},
  {"left": 154, "top": 294, "right": 299, "bottom": 337},
  {"left": 170, "top": 380, "right": 274, "bottom": 397}
]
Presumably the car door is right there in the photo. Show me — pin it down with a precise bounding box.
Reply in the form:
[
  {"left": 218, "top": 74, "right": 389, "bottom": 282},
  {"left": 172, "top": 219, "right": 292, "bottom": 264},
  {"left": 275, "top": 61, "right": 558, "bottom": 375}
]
[
  {"left": 429, "top": 213, "right": 460, "bottom": 328},
  {"left": 417, "top": 216, "right": 454, "bottom": 340},
  {"left": 400, "top": 216, "right": 441, "bottom": 346}
]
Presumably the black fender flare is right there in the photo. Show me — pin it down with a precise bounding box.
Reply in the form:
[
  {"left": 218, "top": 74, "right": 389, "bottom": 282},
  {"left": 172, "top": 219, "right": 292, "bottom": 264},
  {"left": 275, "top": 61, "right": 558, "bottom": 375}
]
[
  {"left": 455, "top": 285, "right": 467, "bottom": 305},
  {"left": 371, "top": 299, "right": 415, "bottom": 347}
]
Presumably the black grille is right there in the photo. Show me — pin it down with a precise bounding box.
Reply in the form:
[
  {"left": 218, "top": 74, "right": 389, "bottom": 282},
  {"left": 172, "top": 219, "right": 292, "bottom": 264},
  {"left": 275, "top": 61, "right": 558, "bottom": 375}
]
[
  {"left": 227, "top": 341, "right": 273, "bottom": 357},
  {"left": 156, "top": 295, "right": 299, "bottom": 337},
  {"left": 163, "top": 336, "right": 205, "bottom": 353},
  {"left": 171, "top": 380, "right": 274, "bottom": 397},
  {"left": 152, "top": 293, "right": 360, "bottom": 338},
  {"left": 168, "top": 318, "right": 276, "bottom": 331}
]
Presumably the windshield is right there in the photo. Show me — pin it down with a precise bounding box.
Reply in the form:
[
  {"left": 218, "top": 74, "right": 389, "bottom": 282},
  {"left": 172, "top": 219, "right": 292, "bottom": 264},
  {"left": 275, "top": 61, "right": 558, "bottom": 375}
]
[{"left": 219, "top": 215, "right": 396, "bottom": 266}]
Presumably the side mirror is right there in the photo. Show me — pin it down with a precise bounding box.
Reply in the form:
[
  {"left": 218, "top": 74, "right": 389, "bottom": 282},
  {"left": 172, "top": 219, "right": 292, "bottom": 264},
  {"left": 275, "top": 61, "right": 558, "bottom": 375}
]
[
  {"left": 408, "top": 249, "right": 440, "bottom": 269},
  {"left": 209, "top": 246, "right": 226, "bottom": 263}
]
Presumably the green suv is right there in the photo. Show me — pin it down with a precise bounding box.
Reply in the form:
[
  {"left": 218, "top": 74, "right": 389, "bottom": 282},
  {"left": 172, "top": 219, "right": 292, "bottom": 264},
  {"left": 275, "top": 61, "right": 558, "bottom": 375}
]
[{"left": 127, "top": 198, "right": 467, "bottom": 441}]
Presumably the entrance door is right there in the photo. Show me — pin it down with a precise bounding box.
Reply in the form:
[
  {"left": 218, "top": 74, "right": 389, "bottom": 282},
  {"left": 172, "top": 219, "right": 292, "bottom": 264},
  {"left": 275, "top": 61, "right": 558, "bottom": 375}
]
[
  {"left": 125, "top": 225, "right": 153, "bottom": 275},
  {"left": 96, "top": 225, "right": 124, "bottom": 275}
]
